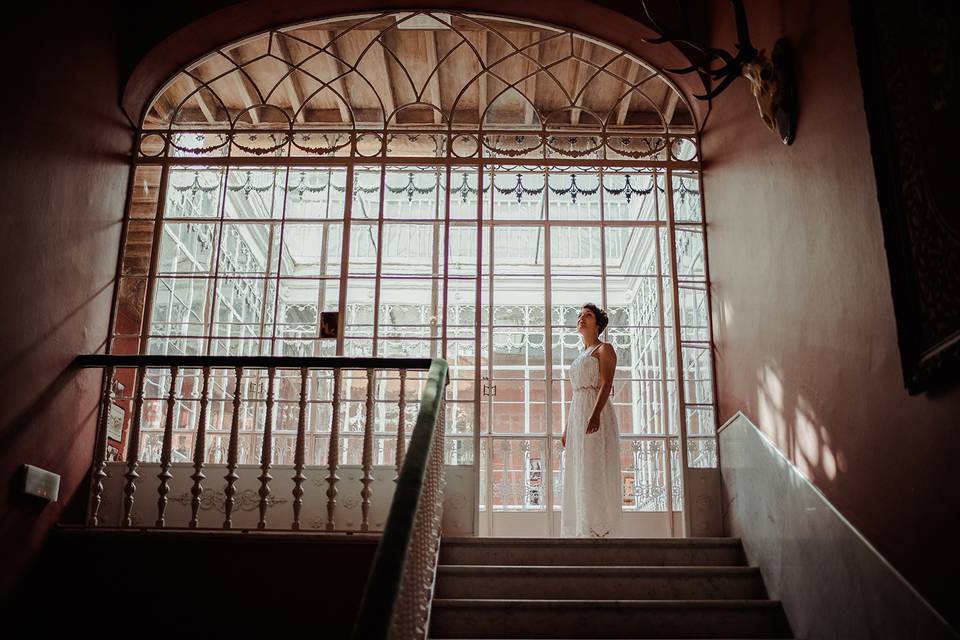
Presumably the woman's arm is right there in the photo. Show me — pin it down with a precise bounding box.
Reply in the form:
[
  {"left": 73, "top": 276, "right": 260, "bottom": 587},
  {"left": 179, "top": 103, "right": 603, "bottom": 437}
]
[{"left": 586, "top": 343, "right": 617, "bottom": 433}]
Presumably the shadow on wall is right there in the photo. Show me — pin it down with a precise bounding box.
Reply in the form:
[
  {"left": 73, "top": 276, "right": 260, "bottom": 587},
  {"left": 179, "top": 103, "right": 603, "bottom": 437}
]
[{"left": 755, "top": 360, "right": 844, "bottom": 485}]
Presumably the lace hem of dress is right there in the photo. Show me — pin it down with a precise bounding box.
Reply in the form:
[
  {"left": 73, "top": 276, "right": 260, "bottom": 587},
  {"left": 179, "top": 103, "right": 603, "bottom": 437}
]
[{"left": 589, "top": 527, "right": 611, "bottom": 538}]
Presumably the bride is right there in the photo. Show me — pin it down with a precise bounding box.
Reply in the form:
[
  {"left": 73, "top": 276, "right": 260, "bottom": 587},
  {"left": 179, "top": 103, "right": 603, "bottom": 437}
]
[{"left": 560, "top": 303, "right": 623, "bottom": 538}]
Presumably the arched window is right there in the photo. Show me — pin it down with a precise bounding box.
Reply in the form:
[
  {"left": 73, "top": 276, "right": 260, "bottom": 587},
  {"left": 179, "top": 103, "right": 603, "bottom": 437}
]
[{"left": 113, "top": 11, "right": 716, "bottom": 536}]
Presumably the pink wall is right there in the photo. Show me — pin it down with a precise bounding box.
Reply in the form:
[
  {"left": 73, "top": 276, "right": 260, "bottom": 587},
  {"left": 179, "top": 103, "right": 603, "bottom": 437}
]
[
  {"left": 0, "top": 5, "right": 132, "bottom": 592},
  {"left": 701, "top": 0, "right": 960, "bottom": 626},
  {"left": 2, "top": 2, "right": 956, "bottom": 628}
]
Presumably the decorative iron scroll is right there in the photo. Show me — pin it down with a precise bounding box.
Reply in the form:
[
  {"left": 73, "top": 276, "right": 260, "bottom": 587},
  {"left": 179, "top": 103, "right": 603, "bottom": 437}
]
[{"left": 168, "top": 168, "right": 700, "bottom": 206}]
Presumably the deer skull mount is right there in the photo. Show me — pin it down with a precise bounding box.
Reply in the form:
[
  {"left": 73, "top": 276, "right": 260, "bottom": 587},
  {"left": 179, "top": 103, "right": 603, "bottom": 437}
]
[{"left": 641, "top": 1, "right": 797, "bottom": 145}]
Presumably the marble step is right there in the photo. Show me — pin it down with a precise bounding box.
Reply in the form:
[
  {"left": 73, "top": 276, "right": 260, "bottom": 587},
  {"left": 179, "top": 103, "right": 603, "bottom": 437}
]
[
  {"left": 436, "top": 565, "right": 767, "bottom": 600},
  {"left": 428, "top": 599, "right": 792, "bottom": 639},
  {"left": 439, "top": 537, "right": 747, "bottom": 567}
]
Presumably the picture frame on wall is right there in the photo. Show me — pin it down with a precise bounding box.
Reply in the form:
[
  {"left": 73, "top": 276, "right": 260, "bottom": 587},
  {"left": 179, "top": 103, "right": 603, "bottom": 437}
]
[{"left": 850, "top": 0, "right": 960, "bottom": 393}]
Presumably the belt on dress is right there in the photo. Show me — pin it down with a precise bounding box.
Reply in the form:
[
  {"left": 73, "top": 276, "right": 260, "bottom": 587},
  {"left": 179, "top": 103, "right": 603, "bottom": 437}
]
[{"left": 573, "top": 384, "right": 601, "bottom": 391}]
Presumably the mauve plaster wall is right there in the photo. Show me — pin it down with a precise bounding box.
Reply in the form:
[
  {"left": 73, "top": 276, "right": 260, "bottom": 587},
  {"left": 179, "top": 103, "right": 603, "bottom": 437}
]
[
  {"left": 2, "top": 3, "right": 957, "bottom": 629},
  {"left": 701, "top": 0, "right": 960, "bottom": 626},
  {"left": 0, "top": 4, "right": 131, "bottom": 592}
]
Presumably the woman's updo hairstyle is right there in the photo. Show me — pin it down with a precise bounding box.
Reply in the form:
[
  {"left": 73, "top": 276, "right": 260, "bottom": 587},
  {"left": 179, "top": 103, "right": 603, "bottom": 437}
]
[{"left": 581, "top": 302, "right": 609, "bottom": 336}]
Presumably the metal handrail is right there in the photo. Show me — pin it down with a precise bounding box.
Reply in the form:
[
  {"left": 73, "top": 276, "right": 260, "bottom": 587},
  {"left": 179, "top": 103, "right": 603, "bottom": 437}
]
[
  {"left": 351, "top": 357, "right": 449, "bottom": 640},
  {"left": 73, "top": 354, "right": 436, "bottom": 370}
]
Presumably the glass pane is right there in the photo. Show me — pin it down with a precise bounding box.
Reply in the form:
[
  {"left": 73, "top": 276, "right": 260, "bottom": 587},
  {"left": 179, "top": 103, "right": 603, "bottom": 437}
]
[
  {"left": 383, "top": 167, "right": 444, "bottom": 219},
  {"left": 448, "top": 224, "right": 478, "bottom": 277},
  {"left": 352, "top": 166, "right": 382, "bottom": 220},
  {"left": 378, "top": 278, "right": 441, "bottom": 332},
  {"left": 347, "top": 220, "right": 379, "bottom": 274},
  {"left": 491, "top": 379, "right": 547, "bottom": 434},
  {"left": 548, "top": 170, "right": 600, "bottom": 221},
  {"left": 157, "top": 222, "right": 218, "bottom": 275},
  {"left": 131, "top": 165, "right": 162, "bottom": 218},
  {"left": 606, "top": 276, "right": 661, "bottom": 327},
  {"left": 487, "top": 226, "right": 545, "bottom": 275},
  {"left": 602, "top": 170, "right": 660, "bottom": 222},
  {"left": 686, "top": 405, "right": 716, "bottom": 437},
  {"left": 623, "top": 438, "right": 669, "bottom": 511},
  {"left": 671, "top": 171, "right": 701, "bottom": 222},
  {"left": 449, "top": 169, "right": 481, "bottom": 220},
  {"left": 674, "top": 226, "right": 705, "bottom": 280},
  {"left": 224, "top": 167, "right": 286, "bottom": 219},
  {"left": 284, "top": 167, "right": 347, "bottom": 219},
  {"left": 279, "top": 222, "right": 343, "bottom": 277},
  {"left": 550, "top": 226, "right": 602, "bottom": 274},
  {"left": 165, "top": 167, "right": 225, "bottom": 218},
  {"left": 218, "top": 223, "right": 281, "bottom": 276},
  {"left": 150, "top": 277, "right": 212, "bottom": 341},
  {"left": 605, "top": 227, "right": 657, "bottom": 276},
  {"left": 211, "top": 278, "right": 276, "bottom": 342},
  {"left": 490, "top": 168, "right": 545, "bottom": 220},
  {"left": 682, "top": 344, "right": 713, "bottom": 404},
  {"left": 380, "top": 222, "right": 444, "bottom": 276},
  {"left": 489, "top": 438, "right": 547, "bottom": 510},
  {"left": 275, "top": 279, "right": 339, "bottom": 348},
  {"left": 345, "top": 279, "right": 375, "bottom": 336},
  {"left": 678, "top": 282, "right": 710, "bottom": 341},
  {"left": 688, "top": 437, "right": 717, "bottom": 468}
]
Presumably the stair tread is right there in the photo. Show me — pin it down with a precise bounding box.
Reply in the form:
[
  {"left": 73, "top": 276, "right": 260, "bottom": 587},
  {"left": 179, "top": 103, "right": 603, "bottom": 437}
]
[
  {"left": 439, "top": 565, "right": 760, "bottom": 573},
  {"left": 441, "top": 537, "right": 741, "bottom": 546},
  {"left": 433, "top": 598, "right": 784, "bottom": 607}
]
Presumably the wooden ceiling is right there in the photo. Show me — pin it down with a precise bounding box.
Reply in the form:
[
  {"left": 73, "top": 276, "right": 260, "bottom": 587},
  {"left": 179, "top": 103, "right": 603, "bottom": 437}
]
[{"left": 145, "top": 12, "right": 693, "bottom": 132}]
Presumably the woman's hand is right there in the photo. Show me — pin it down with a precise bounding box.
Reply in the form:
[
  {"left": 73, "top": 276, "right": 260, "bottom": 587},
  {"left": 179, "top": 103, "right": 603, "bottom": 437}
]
[
  {"left": 586, "top": 414, "right": 600, "bottom": 434},
  {"left": 561, "top": 430, "right": 566, "bottom": 448}
]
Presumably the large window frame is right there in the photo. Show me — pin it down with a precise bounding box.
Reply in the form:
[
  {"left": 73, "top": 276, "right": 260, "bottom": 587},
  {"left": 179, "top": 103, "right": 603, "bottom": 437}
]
[{"left": 110, "top": 11, "right": 719, "bottom": 537}]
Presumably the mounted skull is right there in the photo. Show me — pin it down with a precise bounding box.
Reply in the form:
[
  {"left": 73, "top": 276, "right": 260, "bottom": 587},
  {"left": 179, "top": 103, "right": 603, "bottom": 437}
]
[{"left": 641, "top": 0, "right": 797, "bottom": 145}]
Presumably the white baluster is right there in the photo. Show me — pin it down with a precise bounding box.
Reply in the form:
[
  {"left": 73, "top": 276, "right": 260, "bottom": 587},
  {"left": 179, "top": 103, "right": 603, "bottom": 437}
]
[
  {"left": 189, "top": 366, "right": 211, "bottom": 528},
  {"left": 325, "top": 368, "right": 341, "bottom": 530},
  {"left": 292, "top": 367, "right": 308, "bottom": 530},
  {"left": 88, "top": 365, "right": 115, "bottom": 527},
  {"left": 223, "top": 366, "right": 243, "bottom": 529},
  {"left": 122, "top": 366, "right": 146, "bottom": 528},
  {"left": 360, "top": 368, "right": 375, "bottom": 531},
  {"left": 156, "top": 365, "right": 179, "bottom": 527},
  {"left": 257, "top": 366, "right": 276, "bottom": 529}
]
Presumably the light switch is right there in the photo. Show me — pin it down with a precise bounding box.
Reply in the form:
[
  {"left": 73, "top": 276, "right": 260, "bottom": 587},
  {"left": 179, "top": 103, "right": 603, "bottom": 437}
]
[{"left": 23, "top": 464, "right": 60, "bottom": 501}]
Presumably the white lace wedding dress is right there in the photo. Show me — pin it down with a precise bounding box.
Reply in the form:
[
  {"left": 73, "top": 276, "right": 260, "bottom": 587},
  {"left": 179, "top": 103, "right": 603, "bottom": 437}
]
[{"left": 560, "top": 342, "right": 623, "bottom": 537}]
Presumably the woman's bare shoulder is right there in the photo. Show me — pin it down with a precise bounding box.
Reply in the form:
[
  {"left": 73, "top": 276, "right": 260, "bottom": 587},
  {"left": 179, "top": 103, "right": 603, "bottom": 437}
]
[
  {"left": 592, "top": 342, "right": 616, "bottom": 358},
  {"left": 593, "top": 342, "right": 617, "bottom": 360}
]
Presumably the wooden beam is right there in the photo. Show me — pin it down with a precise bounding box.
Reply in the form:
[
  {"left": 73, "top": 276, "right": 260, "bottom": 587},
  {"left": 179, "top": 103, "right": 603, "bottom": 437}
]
[
  {"left": 477, "top": 31, "right": 488, "bottom": 124},
  {"left": 231, "top": 70, "right": 260, "bottom": 125},
  {"left": 662, "top": 89, "right": 680, "bottom": 129},
  {"left": 376, "top": 37, "right": 397, "bottom": 120},
  {"left": 182, "top": 75, "right": 216, "bottom": 124},
  {"left": 570, "top": 40, "right": 591, "bottom": 125},
  {"left": 274, "top": 36, "right": 305, "bottom": 124},
  {"left": 615, "top": 62, "right": 642, "bottom": 126},
  {"left": 423, "top": 31, "right": 442, "bottom": 124},
  {"left": 316, "top": 30, "right": 352, "bottom": 124},
  {"left": 523, "top": 33, "right": 540, "bottom": 125}
]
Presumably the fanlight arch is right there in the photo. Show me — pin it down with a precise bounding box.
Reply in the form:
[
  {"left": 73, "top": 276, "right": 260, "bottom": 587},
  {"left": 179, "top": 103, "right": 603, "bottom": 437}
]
[{"left": 144, "top": 11, "right": 694, "bottom": 143}]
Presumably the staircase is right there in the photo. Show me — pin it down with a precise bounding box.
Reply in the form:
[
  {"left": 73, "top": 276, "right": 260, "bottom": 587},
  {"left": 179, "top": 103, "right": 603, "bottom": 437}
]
[{"left": 429, "top": 536, "right": 793, "bottom": 639}]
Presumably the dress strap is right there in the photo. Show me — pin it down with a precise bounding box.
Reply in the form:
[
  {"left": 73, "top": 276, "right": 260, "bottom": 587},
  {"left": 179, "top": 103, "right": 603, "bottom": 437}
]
[{"left": 586, "top": 342, "right": 604, "bottom": 357}]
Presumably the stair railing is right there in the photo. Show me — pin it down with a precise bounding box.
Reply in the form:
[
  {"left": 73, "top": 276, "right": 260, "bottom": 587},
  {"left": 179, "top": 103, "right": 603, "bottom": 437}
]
[
  {"left": 74, "top": 354, "right": 444, "bottom": 534},
  {"left": 351, "top": 357, "right": 449, "bottom": 640}
]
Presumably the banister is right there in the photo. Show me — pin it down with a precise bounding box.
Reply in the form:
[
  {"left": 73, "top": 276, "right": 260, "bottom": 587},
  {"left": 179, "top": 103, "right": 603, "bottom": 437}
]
[
  {"left": 351, "top": 358, "right": 449, "bottom": 639},
  {"left": 73, "top": 354, "right": 436, "bottom": 370}
]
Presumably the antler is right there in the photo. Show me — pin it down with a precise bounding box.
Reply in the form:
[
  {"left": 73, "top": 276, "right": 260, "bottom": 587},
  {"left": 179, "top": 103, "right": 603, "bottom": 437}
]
[{"left": 640, "top": 0, "right": 760, "bottom": 100}]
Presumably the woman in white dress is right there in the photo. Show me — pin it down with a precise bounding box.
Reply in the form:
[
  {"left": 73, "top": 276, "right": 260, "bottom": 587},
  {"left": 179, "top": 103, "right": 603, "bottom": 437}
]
[{"left": 560, "top": 303, "right": 623, "bottom": 538}]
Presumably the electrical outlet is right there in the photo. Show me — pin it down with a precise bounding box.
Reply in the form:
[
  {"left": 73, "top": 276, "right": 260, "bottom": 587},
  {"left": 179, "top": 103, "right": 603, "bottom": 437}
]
[{"left": 22, "top": 464, "right": 60, "bottom": 501}]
